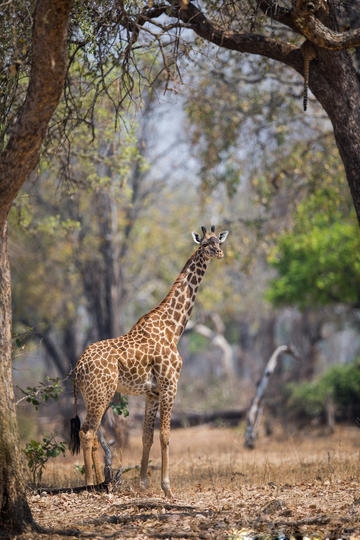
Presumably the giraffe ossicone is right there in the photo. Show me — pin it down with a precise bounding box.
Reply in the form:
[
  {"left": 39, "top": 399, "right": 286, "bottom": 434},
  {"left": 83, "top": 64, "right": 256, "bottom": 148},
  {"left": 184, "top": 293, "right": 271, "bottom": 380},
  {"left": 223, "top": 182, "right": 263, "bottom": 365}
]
[{"left": 70, "top": 225, "right": 229, "bottom": 497}]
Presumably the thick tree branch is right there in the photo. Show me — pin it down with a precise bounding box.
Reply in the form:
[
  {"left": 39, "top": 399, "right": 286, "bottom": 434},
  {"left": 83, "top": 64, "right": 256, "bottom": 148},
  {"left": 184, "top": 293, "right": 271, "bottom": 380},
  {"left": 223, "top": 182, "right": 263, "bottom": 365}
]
[
  {"left": 185, "top": 320, "right": 233, "bottom": 377},
  {"left": 241, "top": 0, "right": 360, "bottom": 50},
  {"left": 292, "top": 10, "right": 360, "bottom": 49},
  {"left": 0, "top": 0, "right": 73, "bottom": 222},
  {"left": 166, "top": 1, "right": 300, "bottom": 70}
]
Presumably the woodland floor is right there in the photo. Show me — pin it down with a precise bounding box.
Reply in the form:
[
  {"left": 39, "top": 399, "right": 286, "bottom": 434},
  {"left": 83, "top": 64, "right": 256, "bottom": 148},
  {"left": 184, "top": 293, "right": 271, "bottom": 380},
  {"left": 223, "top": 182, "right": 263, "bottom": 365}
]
[{"left": 16, "top": 424, "right": 360, "bottom": 539}]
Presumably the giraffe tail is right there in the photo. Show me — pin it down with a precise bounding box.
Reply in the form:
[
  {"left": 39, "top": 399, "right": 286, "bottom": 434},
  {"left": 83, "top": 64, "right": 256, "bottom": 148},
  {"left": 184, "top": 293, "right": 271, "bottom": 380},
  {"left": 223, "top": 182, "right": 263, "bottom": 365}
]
[
  {"left": 303, "top": 82, "right": 308, "bottom": 112},
  {"left": 70, "top": 379, "right": 81, "bottom": 454}
]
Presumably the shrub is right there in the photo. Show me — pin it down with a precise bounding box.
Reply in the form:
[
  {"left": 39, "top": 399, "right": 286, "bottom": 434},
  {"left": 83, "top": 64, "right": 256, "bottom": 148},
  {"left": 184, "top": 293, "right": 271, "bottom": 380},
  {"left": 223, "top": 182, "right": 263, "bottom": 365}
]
[
  {"left": 287, "top": 360, "right": 360, "bottom": 424},
  {"left": 24, "top": 435, "right": 66, "bottom": 486}
]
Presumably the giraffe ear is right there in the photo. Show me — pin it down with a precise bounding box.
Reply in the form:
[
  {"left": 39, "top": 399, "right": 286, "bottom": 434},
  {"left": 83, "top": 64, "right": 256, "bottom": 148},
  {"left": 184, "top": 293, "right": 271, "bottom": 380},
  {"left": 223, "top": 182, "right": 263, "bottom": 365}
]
[
  {"left": 218, "top": 230, "right": 229, "bottom": 243},
  {"left": 192, "top": 232, "right": 202, "bottom": 244}
]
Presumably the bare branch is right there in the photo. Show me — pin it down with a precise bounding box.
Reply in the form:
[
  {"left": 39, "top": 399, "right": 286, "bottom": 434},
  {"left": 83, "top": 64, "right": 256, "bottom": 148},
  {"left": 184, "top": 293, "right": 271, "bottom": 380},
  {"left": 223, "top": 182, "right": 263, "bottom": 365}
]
[{"left": 185, "top": 320, "right": 233, "bottom": 378}]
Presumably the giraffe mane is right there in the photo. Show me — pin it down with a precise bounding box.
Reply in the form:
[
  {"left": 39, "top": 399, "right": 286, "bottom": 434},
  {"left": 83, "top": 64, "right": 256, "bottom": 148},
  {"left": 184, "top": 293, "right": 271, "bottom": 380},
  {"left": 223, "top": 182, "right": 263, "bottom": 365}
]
[{"left": 158, "top": 250, "right": 199, "bottom": 307}]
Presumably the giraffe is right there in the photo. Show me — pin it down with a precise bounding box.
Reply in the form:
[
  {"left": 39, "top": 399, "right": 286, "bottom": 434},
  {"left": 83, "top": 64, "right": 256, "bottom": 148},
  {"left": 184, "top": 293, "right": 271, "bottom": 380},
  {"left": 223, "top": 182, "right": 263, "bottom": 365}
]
[{"left": 70, "top": 225, "right": 229, "bottom": 497}]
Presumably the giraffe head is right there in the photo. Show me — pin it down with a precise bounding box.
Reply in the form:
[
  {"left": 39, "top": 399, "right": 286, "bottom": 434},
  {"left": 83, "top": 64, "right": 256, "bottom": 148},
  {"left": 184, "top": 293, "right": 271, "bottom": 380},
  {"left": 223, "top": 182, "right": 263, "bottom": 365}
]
[{"left": 192, "top": 225, "right": 229, "bottom": 259}]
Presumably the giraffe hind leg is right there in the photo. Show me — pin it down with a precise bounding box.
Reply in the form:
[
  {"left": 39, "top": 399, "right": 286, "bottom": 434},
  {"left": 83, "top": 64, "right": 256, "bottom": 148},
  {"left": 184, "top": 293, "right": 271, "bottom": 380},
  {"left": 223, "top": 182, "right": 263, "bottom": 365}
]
[
  {"left": 80, "top": 413, "right": 111, "bottom": 485},
  {"left": 79, "top": 374, "right": 118, "bottom": 485},
  {"left": 80, "top": 423, "right": 113, "bottom": 485},
  {"left": 91, "top": 434, "right": 103, "bottom": 484},
  {"left": 79, "top": 429, "right": 97, "bottom": 485}
]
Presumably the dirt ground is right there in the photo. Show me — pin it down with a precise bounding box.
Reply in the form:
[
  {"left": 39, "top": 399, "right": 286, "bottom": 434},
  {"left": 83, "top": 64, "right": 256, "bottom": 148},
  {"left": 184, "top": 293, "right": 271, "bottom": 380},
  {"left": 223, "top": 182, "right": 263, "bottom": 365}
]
[{"left": 17, "top": 424, "right": 360, "bottom": 539}]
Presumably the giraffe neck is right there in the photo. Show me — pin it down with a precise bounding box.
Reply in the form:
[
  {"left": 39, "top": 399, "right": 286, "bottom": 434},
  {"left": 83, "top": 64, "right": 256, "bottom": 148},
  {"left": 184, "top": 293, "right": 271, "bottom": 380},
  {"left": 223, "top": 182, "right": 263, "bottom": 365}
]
[
  {"left": 133, "top": 248, "right": 209, "bottom": 344},
  {"left": 159, "top": 249, "right": 209, "bottom": 342}
]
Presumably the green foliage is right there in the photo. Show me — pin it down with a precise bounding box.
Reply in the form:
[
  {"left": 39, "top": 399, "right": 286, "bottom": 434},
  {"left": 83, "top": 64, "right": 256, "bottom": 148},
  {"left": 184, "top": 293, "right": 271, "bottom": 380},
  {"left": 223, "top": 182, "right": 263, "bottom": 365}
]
[
  {"left": 17, "top": 377, "right": 63, "bottom": 410},
  {"left": 110, "top": 395, "right": 129, "bottom": 417},
  {"left": 287, "top": 360, "right": 360, "bottom": 422},
  {"left": 74, "top": 464, "right": 85, "bottom": 476},
  {"left": 9, "top": 83, "right": 148, "bottom": 352},
  {"left": 23, "top": 435, "right": 66, "bottom": 486},
  {"left": 266, "top": 182, "right": 360, "bottom": 309},
  {"left": 287, "top": 380, "right": 328, "bottom": 419}
]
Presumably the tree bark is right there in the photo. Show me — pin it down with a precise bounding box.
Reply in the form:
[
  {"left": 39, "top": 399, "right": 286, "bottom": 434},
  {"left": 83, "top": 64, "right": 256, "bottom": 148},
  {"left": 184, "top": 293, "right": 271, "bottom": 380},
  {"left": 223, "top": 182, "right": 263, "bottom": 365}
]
[
  {"left": 291, "top": 9, "right": 360, "bottom": 49},
  {"left": 0, "top": 220, "right": 33, "bottom": 533},
  {"left": 316, "top": 56, "right": 360, "bottom": 223},
  {"left": 0, "top": 0, "right": 73, "bottom": 533}
]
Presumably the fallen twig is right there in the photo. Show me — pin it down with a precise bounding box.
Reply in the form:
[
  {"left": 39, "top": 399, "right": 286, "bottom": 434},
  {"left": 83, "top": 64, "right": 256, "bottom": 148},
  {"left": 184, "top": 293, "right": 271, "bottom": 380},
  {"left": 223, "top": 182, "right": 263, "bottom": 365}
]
[
  {"left": 146, "top": 532, "right": 209, "bottom": 539},
  {"left": 276, "top": 516, "right": 330, "bottom": 526},
  {"left": 88, "top": 510, "right": 212, "bottom": 527},
  {"left": 108, "top": 499, "right": 197, "bottom": 512},
  {"left": 136, "top": 408, "right": 246, "bottom": 428},
  {"left": 33, "top": 481, "right": 110, "bottom": 495}
]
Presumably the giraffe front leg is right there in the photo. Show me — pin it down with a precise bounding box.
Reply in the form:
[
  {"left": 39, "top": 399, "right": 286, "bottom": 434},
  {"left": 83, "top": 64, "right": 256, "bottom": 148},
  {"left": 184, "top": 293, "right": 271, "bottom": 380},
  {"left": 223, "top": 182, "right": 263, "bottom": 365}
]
[
  {"left": 159, "top": 389, "right": 176, "bottom": 498},
  {"left": 140, "top": 396, "right": 159, "bottom": 490}
]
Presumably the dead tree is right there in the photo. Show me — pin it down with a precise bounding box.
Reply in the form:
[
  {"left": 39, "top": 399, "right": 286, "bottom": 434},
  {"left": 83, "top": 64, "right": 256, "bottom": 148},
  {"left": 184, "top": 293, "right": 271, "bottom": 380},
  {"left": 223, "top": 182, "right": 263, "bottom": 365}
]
[
  {"left": 185, "top": 314, "right": 233, "bottom": 378},
  {"left": 244, "top": 344, "right": 299, "bottom": 449}
]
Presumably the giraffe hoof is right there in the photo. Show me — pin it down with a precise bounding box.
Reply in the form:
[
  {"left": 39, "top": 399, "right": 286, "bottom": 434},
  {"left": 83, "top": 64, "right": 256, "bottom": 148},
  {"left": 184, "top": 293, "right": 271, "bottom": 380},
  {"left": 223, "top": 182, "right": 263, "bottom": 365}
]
[{"left": 161, "top": 482, "right": 173, "bottom": 499}]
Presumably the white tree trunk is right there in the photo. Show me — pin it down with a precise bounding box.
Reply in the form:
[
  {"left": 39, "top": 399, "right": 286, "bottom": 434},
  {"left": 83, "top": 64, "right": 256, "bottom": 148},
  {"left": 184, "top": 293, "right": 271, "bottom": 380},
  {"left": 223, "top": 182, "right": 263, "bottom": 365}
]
[{"left": 244, "top": 344, "right": 299, "bottom": 449}]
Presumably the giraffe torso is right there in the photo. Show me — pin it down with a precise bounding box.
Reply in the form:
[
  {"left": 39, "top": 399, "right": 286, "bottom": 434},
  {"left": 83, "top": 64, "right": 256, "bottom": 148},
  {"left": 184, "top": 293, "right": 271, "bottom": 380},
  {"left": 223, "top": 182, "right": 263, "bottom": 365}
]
[{"left": 75, "top": 336, "right": 179, "bottom": 398}]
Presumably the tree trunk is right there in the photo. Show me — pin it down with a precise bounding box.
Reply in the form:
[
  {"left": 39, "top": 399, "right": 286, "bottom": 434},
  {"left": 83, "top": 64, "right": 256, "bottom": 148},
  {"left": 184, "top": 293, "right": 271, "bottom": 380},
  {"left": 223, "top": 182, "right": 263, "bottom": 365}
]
[
  {"left": 311, "top": 49, "right": 360, "bottom": 223},
  {"left": 244, "top": 344, "right": 298, "bottom": 449},
  {"left": 0, "top": 219, "right": 32, "bottom": 534},
  {"left": 0, "top": 0, "right": 73, "bottom": 532}
]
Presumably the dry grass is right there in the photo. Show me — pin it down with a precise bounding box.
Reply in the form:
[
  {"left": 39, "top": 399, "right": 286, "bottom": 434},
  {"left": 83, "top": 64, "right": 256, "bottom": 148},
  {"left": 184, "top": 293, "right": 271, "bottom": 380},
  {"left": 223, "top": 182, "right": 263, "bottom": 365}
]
[{"left": 20, "top": 424, "right": 360, "bottom": 539}]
